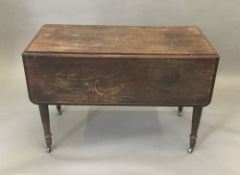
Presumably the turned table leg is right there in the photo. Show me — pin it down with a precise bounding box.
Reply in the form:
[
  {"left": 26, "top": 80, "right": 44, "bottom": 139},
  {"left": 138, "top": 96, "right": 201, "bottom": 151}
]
[
  {"left": 39, "top": 104, "right": 52, "bottom": 152},
  {"left": 178, "top": 106, "right": 183, "bottom": 117},
  {"left": 188, "top": 106, "right": 203, "bottom": 153},
  {"left": 56, "top": 105, "right": 62, "bottom": 115}
]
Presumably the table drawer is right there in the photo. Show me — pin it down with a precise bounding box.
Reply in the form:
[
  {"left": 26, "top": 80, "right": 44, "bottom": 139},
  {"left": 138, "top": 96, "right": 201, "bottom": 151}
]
[{"left": 23, "top": 54, "right": 217, "bottom": 106}]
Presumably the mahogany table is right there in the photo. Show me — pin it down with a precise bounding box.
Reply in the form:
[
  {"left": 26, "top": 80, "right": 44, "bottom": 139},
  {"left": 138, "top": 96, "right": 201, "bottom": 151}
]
[{"left": 22, "top": 24, "right": 219, "bottom": 153}]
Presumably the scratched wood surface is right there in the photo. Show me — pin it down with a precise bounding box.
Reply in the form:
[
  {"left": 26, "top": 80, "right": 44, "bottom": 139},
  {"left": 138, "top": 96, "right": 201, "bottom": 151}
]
[
  {"left": 25, "top": 24, "right": 217, "bottom": 57},
  {"left": 23, "top": 55, "right": 217, "bottom": 106},
  {"left": 23, "top": 25, "right": 219, "bottom": 106}
]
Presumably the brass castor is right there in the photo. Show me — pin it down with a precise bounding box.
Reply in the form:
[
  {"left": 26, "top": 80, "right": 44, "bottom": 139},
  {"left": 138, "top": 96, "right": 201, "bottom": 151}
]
[
  {"left": 178, "top": 106, "right": 183, "bottom": 117},
  {"left": 56, "top": 105, "right": 62, "bottom": 115},
  {"left": 46, "top": 146, "right": 52, "bottom": 153},
  {"left": 188, "top": 147, "right": 193, "bottom": 153},
  {"left": 45, "top": 134, "right": 52, "bottom": 153}
]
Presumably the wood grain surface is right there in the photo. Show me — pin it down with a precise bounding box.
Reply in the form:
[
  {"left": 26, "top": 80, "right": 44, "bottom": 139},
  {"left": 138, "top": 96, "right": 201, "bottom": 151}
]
[
  {"left": 23, "top": 55, "right": 217, "bottom": 106},
  {"left": 25, "top": 24, "right": 217, "bottom": 57},
  {"left": 23, "top": 24, "right": 219, "bottom": 106}
]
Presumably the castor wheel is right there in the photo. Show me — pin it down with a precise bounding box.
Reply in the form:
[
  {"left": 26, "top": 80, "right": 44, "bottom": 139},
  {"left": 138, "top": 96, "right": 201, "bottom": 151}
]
[
  {"left": 178, "top": 106, "right": 183, "bottom": 117},
  {"left": 56, "top": 105, "right": 62, "bottom": 115},
  {"left": 188, "top": 147, "right": 193, "bottom": 153},
  {"left": 46, "top": 146, "right": 52, "bottom": 153},
  {"left": 178, "top": 111, "right": 183, "bottom": 117}
]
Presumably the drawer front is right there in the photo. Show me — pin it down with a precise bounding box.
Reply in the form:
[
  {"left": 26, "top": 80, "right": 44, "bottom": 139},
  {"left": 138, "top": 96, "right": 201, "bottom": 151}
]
[{"left": 23, "top": 55, "right": 217, "bottom": 106}]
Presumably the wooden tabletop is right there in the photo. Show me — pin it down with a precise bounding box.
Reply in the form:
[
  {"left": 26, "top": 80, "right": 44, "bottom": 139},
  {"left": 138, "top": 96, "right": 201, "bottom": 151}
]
[{"left": 25, "top": 24, "right": 217, "bottom": 57}]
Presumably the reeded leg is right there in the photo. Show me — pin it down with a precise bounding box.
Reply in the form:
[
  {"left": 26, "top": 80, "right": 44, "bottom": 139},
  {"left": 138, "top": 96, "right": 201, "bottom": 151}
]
[
  {"left": 56, "top": 105, "right": 62, "bottom": 115},
  {"left": 178, "top": 106, "right": 183, "bottom": 117},
  {"left": 188, "top": 106, "right": 203, "bottom": 153},
  {"left": 39, "top": 104, "right": 52, "bottom": 153}
]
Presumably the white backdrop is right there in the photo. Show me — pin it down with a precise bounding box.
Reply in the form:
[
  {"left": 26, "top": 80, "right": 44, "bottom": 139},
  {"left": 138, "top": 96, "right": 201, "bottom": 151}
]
[{"left": 0, "top": 0, "right": 240, "bottom": 174}]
